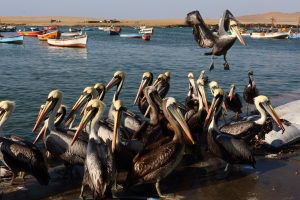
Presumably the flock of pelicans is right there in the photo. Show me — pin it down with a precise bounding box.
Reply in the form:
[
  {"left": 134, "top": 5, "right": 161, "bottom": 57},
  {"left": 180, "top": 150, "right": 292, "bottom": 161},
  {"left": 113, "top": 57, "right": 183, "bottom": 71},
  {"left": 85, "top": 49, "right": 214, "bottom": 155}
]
[
  {"left": 2, "top": 69, "right": 298, "bottom": 200},
  {"left": 0, "top": 9, "right": 299, "bottom": 200}
]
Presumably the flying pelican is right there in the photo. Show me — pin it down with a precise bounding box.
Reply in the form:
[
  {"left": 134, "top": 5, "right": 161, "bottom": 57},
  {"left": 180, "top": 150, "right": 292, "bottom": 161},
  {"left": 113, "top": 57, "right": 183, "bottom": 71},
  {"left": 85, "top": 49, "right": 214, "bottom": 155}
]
[
  {"left": 243, "top": 71, "right": 259, "bottom": 114},
  {"left": 205, "top": 89, "right": 256, "bottom": 171},
  {"left": 32, "top": 90, "right": 87, "bottom": 173},
  {"left": 220, "top": 95, "right": 285, "bottom": 141},
  {"left": 186, "top": 10, "right": 246, "bottom": 71},
  {"left": 224, "top": 83, "right": 243, "bottom": 119},
  {"left": 106, "top": 71, "right": 143, "bottom": 134},
  {"left": 125, "top": 97, "right": 195, "bottom": 198},
  {"left": 134, "top": 72, "right": 153, "bottom": 115},
  {"left": 0, "top": 101, "right": 50, "bottom": 185},
  {"left": 71, "top": 99, "right": 115, "bottom": 199}
]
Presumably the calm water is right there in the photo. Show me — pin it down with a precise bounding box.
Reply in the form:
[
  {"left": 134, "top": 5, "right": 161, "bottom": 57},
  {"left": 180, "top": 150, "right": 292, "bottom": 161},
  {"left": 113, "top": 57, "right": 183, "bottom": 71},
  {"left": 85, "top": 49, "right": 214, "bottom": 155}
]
[{"left": 0, "top": 28, "right": 300, "bottom": 141}]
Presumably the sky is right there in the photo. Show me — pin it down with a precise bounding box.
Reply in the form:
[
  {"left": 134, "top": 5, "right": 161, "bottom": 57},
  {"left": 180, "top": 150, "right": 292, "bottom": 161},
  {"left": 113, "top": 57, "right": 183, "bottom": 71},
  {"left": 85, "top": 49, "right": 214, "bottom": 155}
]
[{"left": 0, "top": 0, "right": 299, "bottom": 19}]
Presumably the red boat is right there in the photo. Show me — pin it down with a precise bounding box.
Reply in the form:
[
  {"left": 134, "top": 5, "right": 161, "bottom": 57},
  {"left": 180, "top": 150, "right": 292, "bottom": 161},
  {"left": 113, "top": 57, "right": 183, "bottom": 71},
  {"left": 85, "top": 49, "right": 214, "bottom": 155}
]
[
  {"left": 17, "top": 27, "right": 46, "bottom": 37},
  {"left": 44, "top": 26, "right": 58, "bottom": 31},
  {"left": 142, "top": 33, "right": 151, "bottom": 41}
]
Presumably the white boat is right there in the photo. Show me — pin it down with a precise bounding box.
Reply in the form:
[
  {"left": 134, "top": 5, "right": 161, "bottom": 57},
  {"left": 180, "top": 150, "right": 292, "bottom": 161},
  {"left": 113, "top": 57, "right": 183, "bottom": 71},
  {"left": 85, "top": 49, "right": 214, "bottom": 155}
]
[
  {"left": 250, "top": 30, "right": 291, "bottom": 39},
  {"left": 47, "top": 35, "right": 87, "bottom": 48},
  {"left": 139, "top": 27, "right": 154, "bottom": 35},
  {"left": 61, "top": 31, "right": 82, "bottom": 37}
]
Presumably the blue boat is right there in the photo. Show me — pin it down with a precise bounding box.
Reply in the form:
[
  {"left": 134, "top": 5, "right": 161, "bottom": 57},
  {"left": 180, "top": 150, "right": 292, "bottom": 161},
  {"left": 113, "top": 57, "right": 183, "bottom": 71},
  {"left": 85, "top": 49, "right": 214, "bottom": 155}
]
[
  {"left": 0, "top": 35, "right": 24, "bottom": 44},
  {"left": 120, "top": 33, "right": 143, "bottom": 38}
]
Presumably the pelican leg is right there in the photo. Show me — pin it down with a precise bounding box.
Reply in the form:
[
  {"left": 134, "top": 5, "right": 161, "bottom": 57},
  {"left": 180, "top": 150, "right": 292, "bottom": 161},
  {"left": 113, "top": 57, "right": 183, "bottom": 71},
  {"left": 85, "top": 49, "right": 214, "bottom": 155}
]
[
  {"left": 19, "top": 171, "right": 25, "bottom": 181},
  {"left": 209, "top": 56, "right": 215, "bottom": 71},
  {"left": 223, "top": 54, "right": 229, "bottom": 70}
]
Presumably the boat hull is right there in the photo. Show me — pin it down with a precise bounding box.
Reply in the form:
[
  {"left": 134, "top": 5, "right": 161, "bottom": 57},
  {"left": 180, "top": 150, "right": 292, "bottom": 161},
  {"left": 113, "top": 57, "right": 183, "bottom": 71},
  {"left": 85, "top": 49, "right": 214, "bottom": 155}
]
[
  {"left": 250, "top": 32, "right": 290, "bottom": 39},
  {"left": 0, "top": 36, "right": 23, "bottom": 44},
  {"left": 47, "top": 35, "right": 87, "bottom": 48},
  {"left": 38, "top": 31, "right": 61, "bottom": 41},
  {"left": 120, "top": 33, "right": 143, "bottom": 38},
  {"left": 17, "top": 30, "right": 46, "bottom": 37}
]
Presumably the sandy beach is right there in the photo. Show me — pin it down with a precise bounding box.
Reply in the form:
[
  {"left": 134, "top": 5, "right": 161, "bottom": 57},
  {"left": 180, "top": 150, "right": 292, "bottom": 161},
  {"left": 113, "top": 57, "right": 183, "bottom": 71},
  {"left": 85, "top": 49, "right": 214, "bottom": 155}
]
[{"left": 0, "top": 12, "right": 299, "bottom": 27}]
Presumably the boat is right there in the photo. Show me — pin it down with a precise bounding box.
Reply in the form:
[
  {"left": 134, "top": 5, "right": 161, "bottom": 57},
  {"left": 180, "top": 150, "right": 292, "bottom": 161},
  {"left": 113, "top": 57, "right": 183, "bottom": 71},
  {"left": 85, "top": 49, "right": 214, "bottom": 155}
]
[
  {"left": 44, "top": 26, "right": 58, "bottom": 31},
  {"left": 119, "top": 33, "right": 143, "bottom": 38},
  {"left": 61, "top": 31, "right": 82, "bottom": 37},
  {"left": 142, "top": 33, "right": 151, "bottom": 41},
  {"left": 47, "top": 34, "right": 87, "bottom": 48},
  {"left": 0, "top": 26, "right": 16, "bottom": 32},
  {"left": 0, "top": 35, "right": 23, "bottom": 44},
  {"left": 17, "top": 27, "right": 46, "bottom": 37},
  {"left": 110, "top": 26, "right": 121, "bottom": 35},
  {"left": 139, "top": 27, "right": 154, "bottom": 35},
  {"left": 250, "top": 29, "right": 291, "bottom": 39},
  {"left": 38, "top": 31, "right": 61, "bottom": 41}
]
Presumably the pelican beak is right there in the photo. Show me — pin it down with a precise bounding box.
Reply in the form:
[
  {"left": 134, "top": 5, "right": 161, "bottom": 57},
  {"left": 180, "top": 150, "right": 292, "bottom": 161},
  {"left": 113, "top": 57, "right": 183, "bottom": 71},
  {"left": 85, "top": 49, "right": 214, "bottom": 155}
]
[
  {"left": 152, "top": 79, "right": 159, "bottom": 87},
  {"left": 112, "top": 107, "right": 122, "bottom": 153},
  {"left": 231, "top": 25, "right": 246, "bottom": 46},
  {"left": 32, "top": 99, "right": 57, "bottom": 133},
  {"left": 204, "top": 97, "right": 217, "bottom": 127},
  {"left": 65, "top": 94, "right": 91, "bottom": 127},
  {"left": 71, "top": 106, "right": 97, "bottom": 145},
  {"left": 106, "top": 77, "right": 119, "bottom": 91},
  {"left": 134, "top": 79, "right": 147, "bottom": 105},
  {"left": 198, "top": 83, "right": 209, "bottom": 113},
  {"left": 168, "top": 103, "right": 195, "bottom": 145},
  {"left": 144, "top": 106, "right": 151, "bottom": 117},
  {"left": 263, "top": 102, "right": 285, "bottom": 133},
  {"left": 229, "top": 87, "right": 234, "bottom": 101},
  {"left": 33, "top": 124, "right": 46, "bottom": 144}
]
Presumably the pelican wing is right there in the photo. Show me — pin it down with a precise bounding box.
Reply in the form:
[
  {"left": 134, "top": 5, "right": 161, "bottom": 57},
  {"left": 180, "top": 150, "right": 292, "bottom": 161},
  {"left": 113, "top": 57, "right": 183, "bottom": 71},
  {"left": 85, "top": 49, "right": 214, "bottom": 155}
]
[
  {"left": 134, "top": 142, "right": 178, "bottom": 177},
  {"left": 216, "top": 134, "right": 255, "bottom": 165},
  {"left": 193, "top": 24, "right": 215, "bottom": 48},
  {"left": 220, "top": 121, "right": 257, "bottom": 139},
  {"left": 218, "top": 10, "right": 234, "bottom": 36}
]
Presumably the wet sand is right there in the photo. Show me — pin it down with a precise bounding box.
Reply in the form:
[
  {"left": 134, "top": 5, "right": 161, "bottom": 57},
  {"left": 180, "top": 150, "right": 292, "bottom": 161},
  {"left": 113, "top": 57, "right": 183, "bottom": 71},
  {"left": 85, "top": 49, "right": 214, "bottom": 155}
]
[{"left": 1, "top": 145, "right": 300, "bottom": 200}]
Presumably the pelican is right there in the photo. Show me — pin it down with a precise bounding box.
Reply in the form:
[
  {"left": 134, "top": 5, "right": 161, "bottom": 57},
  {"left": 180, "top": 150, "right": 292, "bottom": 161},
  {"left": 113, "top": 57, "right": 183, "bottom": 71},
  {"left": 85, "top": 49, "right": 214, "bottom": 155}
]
[
  {"left": 220, "top": 95, "right": 285, "bottom": 141},
  {"left": 153, "top": 73, "right": 170, "bottom": 99},
  {"left": 198, "top": 70, "right": 208, "bottom": 84},
  {"left": 185, "top": 72, "right": 199, "bottom": 110},
  {"left": 186, "top": 10, "right": 246, "bottom": 71},
  {"left": 94, "top": 82, "right": 106, "bottom": 101},
  {"left": 224, "top": 83, "right": 243, "bottom": 119},
  {"left": 243, "top": 71, "right": 259, "bottom": 114},
  {"left": 32, "top": 90, "right": 87, "bottom": 171},
  {"left": 134, "top": 72, "right": 153, "bottom": 115},
  {"left": 0, "top": 101, "right": 49, "bottom": 185},
  {"left": 106, "top": 71, "right": 142, "bottom": 134},
  {"left": 64, "top": 86, "right": 98, "bottom": 127},
  {"left": 205, "top": 89, "right": 256, "bottom": 170},
  {"left": 125, "top": 97, "right": 195, "bottom": 198},
  {"left": 71, "top": 99, "right": 115, "bottom": 199}
]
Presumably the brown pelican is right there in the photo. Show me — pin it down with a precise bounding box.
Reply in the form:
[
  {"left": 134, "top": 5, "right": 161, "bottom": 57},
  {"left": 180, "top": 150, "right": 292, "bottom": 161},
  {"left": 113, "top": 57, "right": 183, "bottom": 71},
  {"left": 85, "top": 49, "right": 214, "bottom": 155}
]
[
  {"left": 126, "top": 97, "right": 195, "bottom": 198},
  {"left": 0, "top": 101, "right": 49, "bottom": 185},
  {"left": 94, "top": 82, "right": 106, "bottom": 101},
  {"left": 153, "top": 73, "right": 170, "bottom": 99},
  {"left": 186, "top": 10, "right": 246, "bottom": 71},
  {"left": 71, "top": 99, "right": 115, "bottom": 199},
  {"left": 185, "top": 72, "right": 199, "bottom": 110},
  {"left": 243, "top": 71, "right": 259, "bottom": 114},
  {"left": 64, "top": 86, "right": 98, "bottom": 127},
  {"left": 205, "top": 89, "right": 256, "bottom": 170},
  {"left": 134, "top": 72, "right": 153, "bottom": 115},
  {"left": 106, "top": 71, "right": 143, "bottom": 134},
  {"left": 32, "top": 90, "right": 87, "bottom": 171},
  {"left": 199, "top": 70, "right": 208, "bottom": 84},
  {"left": 224, "top": 83, "right": 243, "bottom": 119},
  {"left": 220, "top": 95, "right": 285, "bottom": 141}
]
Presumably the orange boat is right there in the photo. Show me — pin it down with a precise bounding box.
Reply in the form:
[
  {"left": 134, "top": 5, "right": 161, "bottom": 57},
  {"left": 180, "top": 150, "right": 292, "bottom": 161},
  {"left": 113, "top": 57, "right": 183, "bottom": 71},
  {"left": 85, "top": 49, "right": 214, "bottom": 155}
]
[
  {"left": 17, "top": 28, "right": 46, "bottom": 37},
  {"left": 38, "top": 31, "right": 61, "bottom": 41}
]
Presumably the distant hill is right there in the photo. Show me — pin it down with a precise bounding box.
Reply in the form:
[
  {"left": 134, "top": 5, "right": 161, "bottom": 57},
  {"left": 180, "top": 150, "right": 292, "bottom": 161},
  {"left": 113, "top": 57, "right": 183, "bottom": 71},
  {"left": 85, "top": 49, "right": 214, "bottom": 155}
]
[{"left": 238, "top": 12, "right": 300, "bottom": 25}]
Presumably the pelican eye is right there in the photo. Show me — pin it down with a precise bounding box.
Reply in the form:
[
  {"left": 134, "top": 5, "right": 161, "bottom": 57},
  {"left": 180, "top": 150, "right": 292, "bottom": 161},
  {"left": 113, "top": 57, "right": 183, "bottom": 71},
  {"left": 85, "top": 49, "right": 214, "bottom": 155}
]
[
  {"left": 0, "top": 108, "right": 5, "bottom": 114},
  {"left": 47, "top": 96, "right": 58, "bottom": 102}
]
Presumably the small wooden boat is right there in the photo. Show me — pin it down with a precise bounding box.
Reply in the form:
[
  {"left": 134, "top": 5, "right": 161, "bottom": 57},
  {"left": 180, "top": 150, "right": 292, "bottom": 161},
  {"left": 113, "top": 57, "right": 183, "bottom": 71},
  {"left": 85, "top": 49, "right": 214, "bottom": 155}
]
[
  {"left": 47, "top": 35, "right": 87, "bottom": 48},
  {"left": 61, "top": 31, "right": 82, "bottom": 37},
  {"left": 0, "top": 35, "right": 23, "bottom": 44},
  {"left": 142, "top": 33, "right": 151, "bottom": 41},
  {"left": 110, "top": 26, "right": 121, "bottom": 35},
  {"left": 38, "top": 31, "right": 61, "bottom": 41},
  {"left": 44, "top": 26, "right": 58, "bottom": 31},
  {"left": 119, "top": 33, "right": 143, "bottom": 38},
  {"left": 250, "top": 30, "right": 291, "bottom": 39},
  {"left": 17, "top": 28, "right": 46, "bottom": 37}
]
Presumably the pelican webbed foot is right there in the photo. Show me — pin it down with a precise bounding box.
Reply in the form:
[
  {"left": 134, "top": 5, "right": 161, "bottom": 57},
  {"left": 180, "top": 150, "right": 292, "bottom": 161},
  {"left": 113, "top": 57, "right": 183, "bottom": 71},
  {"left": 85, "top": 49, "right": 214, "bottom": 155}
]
[{"left": 223, "top": 62, "right": 229, "bottom": 70}]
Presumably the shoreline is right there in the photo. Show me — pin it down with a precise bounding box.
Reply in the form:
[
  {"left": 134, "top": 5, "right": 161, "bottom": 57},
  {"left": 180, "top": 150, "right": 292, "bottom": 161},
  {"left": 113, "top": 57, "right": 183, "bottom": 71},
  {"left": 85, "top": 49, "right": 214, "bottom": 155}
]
[{"left": 0, "top": 16, "right": 299, "bottom": 27}]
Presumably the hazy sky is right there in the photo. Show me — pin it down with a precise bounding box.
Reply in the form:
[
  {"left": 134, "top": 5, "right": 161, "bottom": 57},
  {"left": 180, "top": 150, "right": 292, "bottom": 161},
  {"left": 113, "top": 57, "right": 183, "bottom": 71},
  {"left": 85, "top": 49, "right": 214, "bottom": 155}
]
[{"left": 1, "top": 0, "right": 299, "bottom": 19}]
